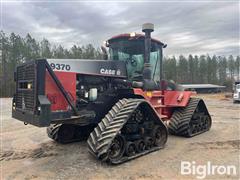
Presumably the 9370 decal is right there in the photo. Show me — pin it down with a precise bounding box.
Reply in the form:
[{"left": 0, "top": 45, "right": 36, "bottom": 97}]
[{"left": 50, "top": 63, "right": 71, "bottom": 71}]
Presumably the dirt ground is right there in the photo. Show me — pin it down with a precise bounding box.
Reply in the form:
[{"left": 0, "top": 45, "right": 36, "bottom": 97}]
[{"left": 1, "top": 94, "right": 240, "bottom": 180}]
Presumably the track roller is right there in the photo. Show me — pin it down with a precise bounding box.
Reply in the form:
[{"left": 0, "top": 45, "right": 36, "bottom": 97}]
[
  {"left": 144, "top": 137, "right": 154, "bottom": 150},
  {"left": 125, "top": 142, "right": 137, "bottom": 156},
  {"left": 135, "top": 139, "right": 145, "bottom": 153}
]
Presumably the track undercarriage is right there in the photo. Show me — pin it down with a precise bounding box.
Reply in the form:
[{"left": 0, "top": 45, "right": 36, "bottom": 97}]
[
  {"left": 47, "top": 97, "right": 211, "bottom": 164},
  {"left": 87, "top": 98, "right": 168, "bottom": 164},
  {"left": 168, "top": 98, "right": 212, "bottom": 137}
]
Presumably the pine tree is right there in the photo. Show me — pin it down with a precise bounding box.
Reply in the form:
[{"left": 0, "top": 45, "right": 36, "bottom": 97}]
[
  {"left": 235, "top": 56, "right": 240, "bottom": 81},
  {"left": 211, "top": 55, "right": 218, "bottom": 83},
  {"left": 228, "top": 55, "right": 235, "bottom": 81},
  {"left": 83, "top": 44, "right": 95, "bottom": 59},
  {"left": 40, "top": 39, "right": 52, "bottom": 58},
  {"left": 24, "top": 34, "right": 40, "bottom": 61},
  {"left": 177, "top": 55, "right": 188, "bottom": 83},
  {"left": 218, "top": 56, "right": 227, "bottom": 85},
  {"left": 193, "top": 55, "right": 199, "bottom": 83},
  {"left": 169, "top": 56, "right": 177, "bottom": 81},
  {"left": 188, "top": 54, "right": 194, "bottom": 83},
  {"left": 206, "top": 55, "right": 212, "bottom": 83},
  {"left": 70, "top": 45, "right": 83, "bottom": 59},
  {"left": 199, "top": 55, "right": 207, "bottom": 83},
  {"left": 0, "top": 31, "right": 10, "bottom": 96},
  {"left": 53, "top": 45, "right": 65, "bottom": 58}
]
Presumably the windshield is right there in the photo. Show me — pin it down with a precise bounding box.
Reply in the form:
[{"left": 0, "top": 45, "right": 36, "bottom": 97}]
[{"left": 109, "top": 39, "right": 161, "bottom": 81}]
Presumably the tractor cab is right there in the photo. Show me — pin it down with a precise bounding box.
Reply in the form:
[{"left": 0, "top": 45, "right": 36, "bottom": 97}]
[{"left": 105, "top": 29, "right": 166, "bottom": 88}]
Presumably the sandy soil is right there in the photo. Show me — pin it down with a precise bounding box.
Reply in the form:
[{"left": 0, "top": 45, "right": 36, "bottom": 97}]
[{"left": 1, "top": 94, "right": 239, "bottom": 180}]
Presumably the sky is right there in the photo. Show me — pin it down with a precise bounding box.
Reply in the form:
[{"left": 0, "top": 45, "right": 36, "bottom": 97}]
[{"left": 1, "top": 0, "right": 239, "bottom": 56}]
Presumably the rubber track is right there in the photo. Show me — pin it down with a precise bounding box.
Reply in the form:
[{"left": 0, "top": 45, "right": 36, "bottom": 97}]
[
  {"left": 168, "top": 98, "right": 211, "bottom": 137},
  {"left": 47, "top": 124, "right": 63, "bottom": 142},
  {"left": 47, "top": 124, "right": 90, "bottom": 143},
  {"left": 87, "top": 98, "right": 167, "bottom": 164}
]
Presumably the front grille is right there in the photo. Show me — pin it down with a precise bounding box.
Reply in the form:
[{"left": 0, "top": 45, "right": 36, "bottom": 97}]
[{"left": 15, "top": 62, "right": 36, "bottom": 112}]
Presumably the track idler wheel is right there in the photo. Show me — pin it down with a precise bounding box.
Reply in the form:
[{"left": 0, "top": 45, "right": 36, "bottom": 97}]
[
  {"left": 107, "top": 135, "right": 126, "bottom": 162},
  {"left": 151, "top": 125, "right": 167, "bottom": 146}
]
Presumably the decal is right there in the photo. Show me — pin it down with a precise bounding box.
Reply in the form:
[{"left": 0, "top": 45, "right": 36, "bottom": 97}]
[
  {"left": 50, "top": 63, "right": 71, "bottom": 71},
  {"left": 100, "top": 68, "right": 116, "bottom": 75}
]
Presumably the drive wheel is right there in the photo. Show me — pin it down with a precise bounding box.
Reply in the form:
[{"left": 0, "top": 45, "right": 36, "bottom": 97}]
[{"left": 108, "top": 135, "right": 125, "bottom": 162}]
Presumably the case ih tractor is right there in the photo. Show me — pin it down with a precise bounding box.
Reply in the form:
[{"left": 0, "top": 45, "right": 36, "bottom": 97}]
[{"left": 12, "top": 23, "right": 211, "bottom": 164}]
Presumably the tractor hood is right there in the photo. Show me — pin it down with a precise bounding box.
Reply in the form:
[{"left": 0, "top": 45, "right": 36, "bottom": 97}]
[{"left": 46, "top": 59, "right": 127, "bottom": 78}]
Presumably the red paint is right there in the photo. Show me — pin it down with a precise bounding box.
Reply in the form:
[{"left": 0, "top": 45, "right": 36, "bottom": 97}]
[
  {"left": 45, "top": 71, "right": 76, "bottom": 111},
  {"left": 133, "top": 88, "right": 193, "bottom": 119},
  {"left": 163, "top": 90, "right": 192, "bottom": 107}
]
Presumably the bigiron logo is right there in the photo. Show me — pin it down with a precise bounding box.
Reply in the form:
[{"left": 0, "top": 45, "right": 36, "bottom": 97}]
[{"left": 181, "top": 161, "right": 237, "bottom": 179}]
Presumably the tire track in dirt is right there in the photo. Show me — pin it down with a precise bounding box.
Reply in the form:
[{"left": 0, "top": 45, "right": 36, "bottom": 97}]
[
  {"left": 189, "top": 140, "right": 240, "bottom": 150},
  {"left": 0, "top": 143, "right": 58, "bottom": 161}
]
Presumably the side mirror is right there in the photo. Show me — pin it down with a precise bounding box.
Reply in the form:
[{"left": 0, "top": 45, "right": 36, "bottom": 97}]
[
  {"left": 101, "top": 46, "right": 108, "bottom": 60},
  {"left": 163, "top": 44, "right": 167, "bottom": 48}
]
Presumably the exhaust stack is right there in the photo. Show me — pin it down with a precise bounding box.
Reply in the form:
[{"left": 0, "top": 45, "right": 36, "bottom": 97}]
[{"left": 142, "top": 23, "right": 154, "bottom": 80}]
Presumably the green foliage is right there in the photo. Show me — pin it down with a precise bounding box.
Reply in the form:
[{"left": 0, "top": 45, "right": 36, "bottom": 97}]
[
  {"left": 199, "top": 55, "right": 207, "bottom": 83},
  {"left": 177, "top": 55, "right": 188, "bottom": 83},
  {"left": 228, "top": 55, "right": 235, "bottom": 80},
  {"left": 163, "top": 54, "right": 239, "bottom": 88},
  {"left": 235, "top": 56, "right": 240, "bottom": 80},
  {"left": 163, "top": 56, "right": 177, "bottom": 81}
]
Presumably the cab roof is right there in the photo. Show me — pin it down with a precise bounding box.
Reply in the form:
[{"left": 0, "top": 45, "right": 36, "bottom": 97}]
[{"left": 107, "top": 33, "right": 164, "bottom": 46}]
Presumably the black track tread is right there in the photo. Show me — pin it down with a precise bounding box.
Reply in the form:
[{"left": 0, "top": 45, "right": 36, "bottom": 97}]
[
  {"left": 87, "top": 98, "right": 167, "bottom": 164},
  {"left": 47, "top": 124, "right": 92, "bottom": 143},
  {"left": 47, "top": 124, "right": 62, "bottom": 142},
  {"left": 168, "top": 98, "right": 211, "bottom": 137},
  {"left": 87, "top": 98, "right": 139, "bottom": 161}
]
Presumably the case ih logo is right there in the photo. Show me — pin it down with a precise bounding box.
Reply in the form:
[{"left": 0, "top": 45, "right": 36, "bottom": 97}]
[{"left": 100, "top": 68, "right": 121, "bottom": 76}]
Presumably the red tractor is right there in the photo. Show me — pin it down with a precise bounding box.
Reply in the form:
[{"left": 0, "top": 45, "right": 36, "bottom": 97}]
[{"left": 12, "top": 23, "right": 211, "bottom": 164}]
